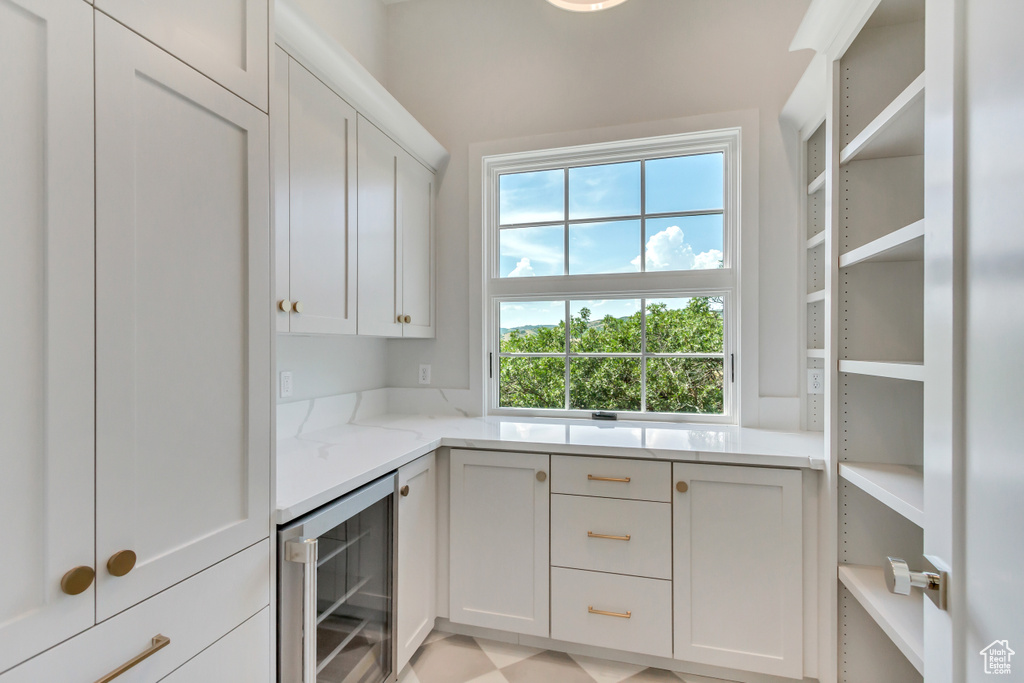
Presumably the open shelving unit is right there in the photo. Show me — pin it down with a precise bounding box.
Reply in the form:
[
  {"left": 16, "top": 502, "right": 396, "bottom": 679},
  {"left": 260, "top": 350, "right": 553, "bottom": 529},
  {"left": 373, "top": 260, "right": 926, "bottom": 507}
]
[
  {"left": 833, "top": 0, "right": 927, "bottom": 680},
  {"left": 801, "top": 118, "right": 827, "bottom": 432}
]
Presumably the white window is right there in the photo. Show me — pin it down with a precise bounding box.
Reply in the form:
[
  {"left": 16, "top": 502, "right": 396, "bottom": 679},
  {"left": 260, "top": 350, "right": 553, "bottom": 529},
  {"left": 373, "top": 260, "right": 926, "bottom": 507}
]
[{"left": 483, "top": 129, "right": 741, "bottom": 422}]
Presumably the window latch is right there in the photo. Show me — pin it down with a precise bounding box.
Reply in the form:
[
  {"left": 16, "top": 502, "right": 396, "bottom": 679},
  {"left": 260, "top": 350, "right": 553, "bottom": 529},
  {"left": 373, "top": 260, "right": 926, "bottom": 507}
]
[{"left": 592, "top": 411, "right": 618, "bottom": 421}]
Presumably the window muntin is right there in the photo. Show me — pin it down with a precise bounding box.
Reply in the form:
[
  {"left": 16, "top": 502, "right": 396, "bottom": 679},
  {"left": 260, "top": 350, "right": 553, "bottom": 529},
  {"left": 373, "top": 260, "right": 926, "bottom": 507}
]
[
  {"left": 485, "top": 130, "right": 739, "bottom": 422},
  {"left": 497, "top": 297, "right": 726, "bottom": 416}
]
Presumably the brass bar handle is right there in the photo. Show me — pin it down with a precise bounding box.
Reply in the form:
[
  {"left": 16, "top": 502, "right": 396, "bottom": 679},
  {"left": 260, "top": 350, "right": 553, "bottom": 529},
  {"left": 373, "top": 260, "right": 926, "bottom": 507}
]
[
  {"left": 588, "top": 606, "right": 631, "bottom": 619},
  {"left": 587, "top": 475, "right": 630, "bottom": 483},
  {"left": 588, "top": 531, "right": 631, "bottom": 541},
  {"left": 94, "top": 634, "right": 170, "bottom": 683}
]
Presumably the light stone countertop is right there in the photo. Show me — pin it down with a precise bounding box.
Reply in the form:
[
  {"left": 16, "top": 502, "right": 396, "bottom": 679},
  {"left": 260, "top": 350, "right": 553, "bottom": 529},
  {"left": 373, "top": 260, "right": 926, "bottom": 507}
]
[{"left": 276, "top": 413, "right": 826, "bottom": 525}]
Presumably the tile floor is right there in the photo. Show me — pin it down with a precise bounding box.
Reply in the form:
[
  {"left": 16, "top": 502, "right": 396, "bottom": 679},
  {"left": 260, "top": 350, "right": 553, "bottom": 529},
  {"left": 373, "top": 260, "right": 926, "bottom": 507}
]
[{"left": 399, "top": 631, "right": 720, "bottom": 683}]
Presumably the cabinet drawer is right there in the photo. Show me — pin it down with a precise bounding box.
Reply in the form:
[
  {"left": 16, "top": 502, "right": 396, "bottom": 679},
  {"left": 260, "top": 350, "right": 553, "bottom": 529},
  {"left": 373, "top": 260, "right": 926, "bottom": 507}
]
[
  {"left": 551, "top": 568, "right": 672, "bottom": 659},
  {"left": 551, "top": 455, "right": 670, "bottom": 502},
  {"left": 160, "top": 607, "right": 270, "bottom": 683},
  {"left": 0, "top": 540, "right": 270, "bottom": 683},
  {"left": 551, "top": 495, "right": 671, "bottom": 579}
]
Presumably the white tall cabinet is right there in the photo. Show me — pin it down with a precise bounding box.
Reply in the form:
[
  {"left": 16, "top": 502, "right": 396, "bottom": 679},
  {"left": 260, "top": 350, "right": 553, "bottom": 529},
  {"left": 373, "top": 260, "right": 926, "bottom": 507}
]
[
  {"left": 273, "top": 46, "right": 359, "bottom": 335},
  {"left": 0, "top": 0, "right": 271, "bottom": 677},
  {"left": 449, "top": 449, "right": 550, "bottom": 637},
  {"left": 94, "top": 12, "right": 271, "bottom": 620},
  {"left": 0, "top": 0, "right": 95, "bottom": 671}
]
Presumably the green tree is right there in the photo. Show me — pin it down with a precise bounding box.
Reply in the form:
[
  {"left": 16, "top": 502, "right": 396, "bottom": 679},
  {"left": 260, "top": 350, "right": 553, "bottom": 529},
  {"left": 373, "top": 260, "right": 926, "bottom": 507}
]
[{"left": 499, "top": 298, "right": 724, "bottom": 415}]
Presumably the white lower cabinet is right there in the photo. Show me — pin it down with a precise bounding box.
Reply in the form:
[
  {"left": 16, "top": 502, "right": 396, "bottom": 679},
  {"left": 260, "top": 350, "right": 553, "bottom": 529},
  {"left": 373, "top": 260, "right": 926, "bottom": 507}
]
[
  {"left": 551, "top": 568, "right": 672, "bottom": 659},
  {"left": 397, "top": 453, "right": 437, "bottom": 672},
  {"left": 672, "top": 463, "right": 804, "bottom": 679},
  {"left": 160, "top": 608, "right": 271, "bottom": 683},
  {"left": 449, "top": 449, "right": 549, "bottom": 637},
  {"left": 0, "top": 541, "right": 270, "bottom": 683}
]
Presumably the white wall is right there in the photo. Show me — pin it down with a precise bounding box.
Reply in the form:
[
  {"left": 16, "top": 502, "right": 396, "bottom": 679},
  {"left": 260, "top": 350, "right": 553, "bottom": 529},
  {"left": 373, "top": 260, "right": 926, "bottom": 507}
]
[
  {"left": 383, "top": 0, "right": 813, "bottom": 423},
  {"left": 277, "top": 0, "right": 390, "bottom": 404},
  {"left": 289, "top": 0, "right": 389, "bottom": 85}
]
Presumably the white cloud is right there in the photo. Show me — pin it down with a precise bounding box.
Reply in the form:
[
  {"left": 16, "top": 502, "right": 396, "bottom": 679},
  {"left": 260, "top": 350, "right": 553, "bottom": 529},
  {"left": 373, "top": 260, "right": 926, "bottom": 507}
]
[
  {"left": 632, "top": 225, "right": 722, "bottom": 271},
  {"left": 508, "top": 257, "right": 536, "bottom": 277}
]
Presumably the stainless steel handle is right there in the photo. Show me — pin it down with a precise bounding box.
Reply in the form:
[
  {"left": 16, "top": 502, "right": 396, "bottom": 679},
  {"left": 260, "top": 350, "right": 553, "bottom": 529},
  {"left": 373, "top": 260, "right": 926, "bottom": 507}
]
[
  {"left": 287, "top": 538, "right": 319, "bottom": 683},
  {"left": 884, "top": 556, "right": 947, "bottom": 609},
  {"left": 588, "top": 474, "right": 630, "bottom": 483},
  {"left": 94, "top": 635, "right": 170, "bottom": 683}
]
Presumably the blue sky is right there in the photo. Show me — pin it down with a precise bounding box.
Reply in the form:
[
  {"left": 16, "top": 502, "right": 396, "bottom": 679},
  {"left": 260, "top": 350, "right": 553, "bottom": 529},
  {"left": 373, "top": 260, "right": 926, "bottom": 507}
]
[{"left": 498, "top": 153, "right": 724, "bottom": 278}]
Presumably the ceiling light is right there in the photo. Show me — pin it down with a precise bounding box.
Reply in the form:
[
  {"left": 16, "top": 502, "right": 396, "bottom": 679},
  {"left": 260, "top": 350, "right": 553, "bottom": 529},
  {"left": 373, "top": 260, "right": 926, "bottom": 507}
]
[{"left": 546, "top": 0, "right": 630, "bottom": 12}]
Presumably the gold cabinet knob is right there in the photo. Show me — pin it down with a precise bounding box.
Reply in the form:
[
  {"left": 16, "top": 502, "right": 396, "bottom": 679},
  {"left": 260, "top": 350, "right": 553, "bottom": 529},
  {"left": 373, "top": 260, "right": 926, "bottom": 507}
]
[
  {"left": 292, "top": 300, "right": 303, "bottom": 314},
  {"left": 400, "top": 485, "right": 410, "bottom": 497},
  {"left": 397, "top": 314, "right": 403, "bottom": 323},
  {"left": 278, "top": 299, "right": 291, "bottom": 312},
  {"left": 107, "top": 550, "right": 137, "bottom": 577},
  {"left": 403, "top": 315, "right": 412, "bottom": 324},
  {"left": 676, "top": 481, "right": 688, "bottom": 493},
  {"left": 61, "top": 566, "right": 95, "bottom": 595},
  {"left": 536, "top": 471, "right": 547, "bottom": 482}
]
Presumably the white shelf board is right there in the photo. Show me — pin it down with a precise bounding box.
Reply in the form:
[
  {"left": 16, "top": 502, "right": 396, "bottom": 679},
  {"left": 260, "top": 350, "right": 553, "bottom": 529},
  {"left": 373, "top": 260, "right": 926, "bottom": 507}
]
[
  {"left": 806, "top": 289, "right": 826, "bottom": 304},
  {"left": 840, "top": 73, "right": 926, "bottom": 165},
  {"left": 839, "top": 462, "right": 924, "bottom": 527},
  {"left": 839, "top": 564, "right": 924, "bottom": 674},
  {"left": 807, "top": 171, "right": 826, "bottom": 195},
  {"left": 840, "top": 360, "right": 924, "bottom": 382},
  {"left": 806, "top": 231, "right": 826, "bottom": 250},
  {"left": 806, "top": 348, "right": 826, "bottom": 359},
  {"left": 840, "top": 220, "right": 925, "bottom": 268}
]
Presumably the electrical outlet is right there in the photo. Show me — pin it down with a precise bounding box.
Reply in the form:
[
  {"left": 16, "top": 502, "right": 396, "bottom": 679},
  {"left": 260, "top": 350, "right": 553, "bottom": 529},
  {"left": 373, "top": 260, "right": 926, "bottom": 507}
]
[
  {"left": 280, "top": 371, "right": 293, "bottom": 398},
  {"left": 418, "top": 364, "right": 431, "bottom": 385},
  {"left": 807, "top": 369, "right": 824, "bottom": 395}
]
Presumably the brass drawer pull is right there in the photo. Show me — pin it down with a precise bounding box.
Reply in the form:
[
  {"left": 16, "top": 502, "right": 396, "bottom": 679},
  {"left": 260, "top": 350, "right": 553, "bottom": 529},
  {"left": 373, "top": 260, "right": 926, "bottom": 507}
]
[
  {"left": 588, "top": 606, "right": 631, "bottom": 619},
  {"left": 94, "top": 634, "right": 170, "bottom": 682},
  {"left": 588, "top": 531, "right": 631, "bottom": 541},
  {"left": 587, "top": 475, "right": 630, "bottom": 483}
]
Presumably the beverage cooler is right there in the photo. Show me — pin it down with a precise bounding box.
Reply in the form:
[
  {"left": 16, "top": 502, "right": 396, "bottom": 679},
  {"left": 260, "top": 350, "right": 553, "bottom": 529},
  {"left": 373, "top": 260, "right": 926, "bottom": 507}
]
[{"left": 278, "top": 474, "right": 397, "bottom": 683}]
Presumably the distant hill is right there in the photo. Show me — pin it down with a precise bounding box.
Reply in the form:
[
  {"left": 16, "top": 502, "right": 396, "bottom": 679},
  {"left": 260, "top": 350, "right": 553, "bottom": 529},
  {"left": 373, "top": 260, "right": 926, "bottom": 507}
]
[{"left": 500, "top": 324, "right": 556, "bottom": 340}]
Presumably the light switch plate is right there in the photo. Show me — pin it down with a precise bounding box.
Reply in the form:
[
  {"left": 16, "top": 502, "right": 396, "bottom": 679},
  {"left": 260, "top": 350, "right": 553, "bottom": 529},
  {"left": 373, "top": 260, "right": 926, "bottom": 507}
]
[{"left": 280, "top": 371, "right": 293, "bottom": 398}]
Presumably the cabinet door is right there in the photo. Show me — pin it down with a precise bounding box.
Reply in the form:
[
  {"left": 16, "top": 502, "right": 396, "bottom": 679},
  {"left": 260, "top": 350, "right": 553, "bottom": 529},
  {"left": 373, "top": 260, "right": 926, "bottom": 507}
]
[
  {"left": 397, "top": 454, "right": 437, "bottom": 672},
  {"left": 272, "top": 46, "right": 291, "bottom": 333},
  {"left": 95, "top": 15, "right": 271, "bottom": 621},
  {"left": 672, "top": 463, "right": 803, "bottom": 678},
  {"left": 160, "top": 608, "right": 271, "bottom": 683},
  {"left": 93, "top": 0, "right": 268, "bottom": 110},
  {"left": 449, "top": 450, "right": 549, "bottom": 637},
  {"left": 287, "top": 58, "right": 358, "bottom": 335},
  {"left": 398, "top": 152, "right": 435, "bottom": 338},
  {"left": 357, "top": 115, "right": 404, "bottom": 337},
  {"left": 0, "top": 0, "right": 95, "bottom": 671}
]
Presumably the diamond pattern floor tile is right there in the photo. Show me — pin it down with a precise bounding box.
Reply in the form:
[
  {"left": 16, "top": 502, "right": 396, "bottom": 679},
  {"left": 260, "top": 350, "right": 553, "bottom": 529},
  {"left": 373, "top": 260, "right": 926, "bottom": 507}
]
[{"left": 405, "top": 631, "right": 738, "bottom": 683}]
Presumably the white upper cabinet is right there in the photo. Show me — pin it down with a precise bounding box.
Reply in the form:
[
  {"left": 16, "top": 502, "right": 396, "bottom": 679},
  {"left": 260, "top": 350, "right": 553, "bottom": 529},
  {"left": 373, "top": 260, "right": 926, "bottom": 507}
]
[
  {"left": 397, "top": 454, "right": 437, "bottom": 672},
  {"left": 358, "top": 115, "right": 437, "bottom": 338},
  {"left": 449, "top": 449, "right": 550, "bottom": 637},
  {"left": 673, "top": 463, "right": 803, "bottom": 679},
  {"left": 357, "top": 115, "right": 404, "bottom": 337},
  {"left": 398, "top": 151, "right": 436, "bottom": 338},
  {"left": 0, "top": 0, "right": 95, "bottom": 671},
  {"left": 274, "top": 48, "right": 359, "bottom": 335},
  {"left": 94, "top": 14, "right": 271, "bottom": 620},
  {"left": 94, "top": 0, "right": 268, "bottom": 110}
]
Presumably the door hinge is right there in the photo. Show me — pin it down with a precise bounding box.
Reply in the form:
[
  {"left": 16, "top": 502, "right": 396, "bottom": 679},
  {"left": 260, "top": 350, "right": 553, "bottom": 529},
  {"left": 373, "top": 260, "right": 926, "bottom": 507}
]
[{"left": 731, "top": 353, "right": 736, "bottom": 383}]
